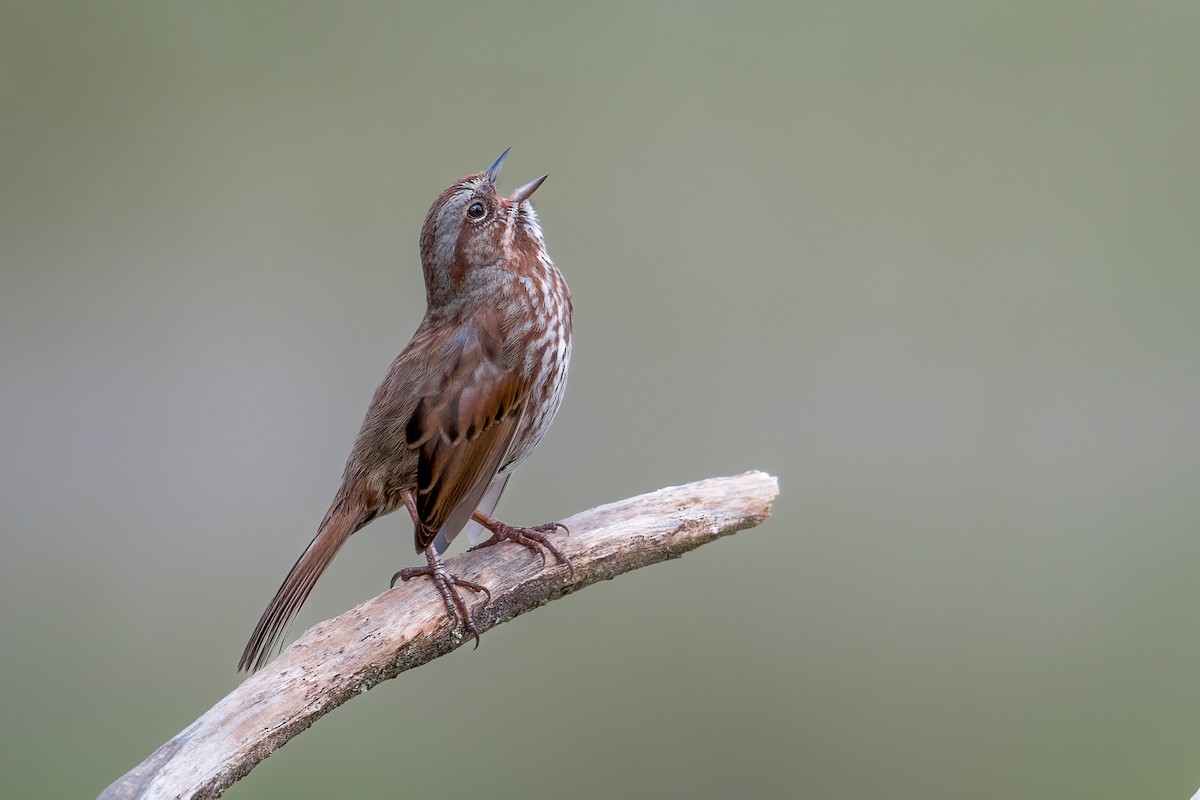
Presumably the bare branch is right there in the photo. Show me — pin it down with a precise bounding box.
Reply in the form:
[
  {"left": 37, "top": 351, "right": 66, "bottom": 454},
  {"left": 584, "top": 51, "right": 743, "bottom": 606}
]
[{"left": 99, "top": 471, "right": 780, "bottom": 800}]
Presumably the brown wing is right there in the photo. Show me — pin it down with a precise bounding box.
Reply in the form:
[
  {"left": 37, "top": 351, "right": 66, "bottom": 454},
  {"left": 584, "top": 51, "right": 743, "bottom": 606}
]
[{"left": 404, "top": 314, "right": 526, "bottom": 551}]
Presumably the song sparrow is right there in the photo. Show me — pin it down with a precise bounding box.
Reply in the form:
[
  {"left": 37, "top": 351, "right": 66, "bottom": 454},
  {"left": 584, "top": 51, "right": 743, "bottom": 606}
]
[{"left": 239, "top": 149, "right": 572, "bottom": 672}]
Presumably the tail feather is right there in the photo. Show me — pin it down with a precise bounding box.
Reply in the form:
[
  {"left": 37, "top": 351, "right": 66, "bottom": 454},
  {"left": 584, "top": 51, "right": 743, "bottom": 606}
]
[{"left": 238, "top": 484, "right": 369, "bottom": 672}]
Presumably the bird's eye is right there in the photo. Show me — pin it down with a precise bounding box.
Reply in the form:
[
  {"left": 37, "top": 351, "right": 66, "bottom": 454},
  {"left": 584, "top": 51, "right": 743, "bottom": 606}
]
[{"left": 467, "top": 202, "right": 486, "bottom": 220}]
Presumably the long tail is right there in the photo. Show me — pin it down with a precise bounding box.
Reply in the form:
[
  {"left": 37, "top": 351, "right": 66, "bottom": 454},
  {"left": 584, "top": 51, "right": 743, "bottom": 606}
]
[{"left": 238, "top": 483, "right": 372, "bottom": 672}]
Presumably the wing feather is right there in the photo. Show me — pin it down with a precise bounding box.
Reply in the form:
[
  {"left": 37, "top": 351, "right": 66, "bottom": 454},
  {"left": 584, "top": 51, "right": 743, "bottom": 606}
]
[{"left": 405, "top": 312, "right": 526, "bottom": 551}]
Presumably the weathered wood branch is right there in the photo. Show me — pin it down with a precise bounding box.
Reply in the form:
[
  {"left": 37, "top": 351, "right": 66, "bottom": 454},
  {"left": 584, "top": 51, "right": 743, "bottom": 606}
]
[{"left": 99, "top": 471, "right": 780, "bottom": 800}]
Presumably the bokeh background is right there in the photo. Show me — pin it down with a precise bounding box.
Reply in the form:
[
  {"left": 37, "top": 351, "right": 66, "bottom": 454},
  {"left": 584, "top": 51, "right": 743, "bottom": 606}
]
[{"left": 3, "top": 2, "right": 1199, "bottom": 798}]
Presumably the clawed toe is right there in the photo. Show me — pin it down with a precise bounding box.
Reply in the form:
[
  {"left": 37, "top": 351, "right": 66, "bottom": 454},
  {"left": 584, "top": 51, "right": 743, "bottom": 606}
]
[
  {"left": 445, "top": 573, "right": 492, "bottom": 603},
  {"left": 392, "top": 514, "right": 572, "bottom": 650},
  {"left": 392, "top": 546, "right": 492, "bottom": 648},
  {"left": 468, "top": 515, "right": 574, "bottom": 578}
]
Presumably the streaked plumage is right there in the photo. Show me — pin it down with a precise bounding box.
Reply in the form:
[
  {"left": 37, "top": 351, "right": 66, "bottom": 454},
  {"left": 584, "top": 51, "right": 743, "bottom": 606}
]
[{"left": 239, "top": 150, "right": 571, "bottom": 671}]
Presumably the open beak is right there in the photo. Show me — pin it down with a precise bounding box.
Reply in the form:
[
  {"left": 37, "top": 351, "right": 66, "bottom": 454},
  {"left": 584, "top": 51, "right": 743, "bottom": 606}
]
[
  {"left": 509, "top": 174, "right": 548, "bottom": 204},
  {"left": 483, "top": 148, "right": 547, "bottom": 204},
  {"left": 484, "top": 147, "right": 510, "bottom": 184}
]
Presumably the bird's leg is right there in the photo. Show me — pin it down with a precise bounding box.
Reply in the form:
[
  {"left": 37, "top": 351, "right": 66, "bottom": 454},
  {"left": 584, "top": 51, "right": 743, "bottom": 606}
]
[
  {"left": 469, "top": 511, "right": 574, "bottom": 578},
  {"left": 391, "top": 545, "right": 491, "bottom": 648},
  {"left": 391, "top": 491, "right": 490, "bottom": 648}
]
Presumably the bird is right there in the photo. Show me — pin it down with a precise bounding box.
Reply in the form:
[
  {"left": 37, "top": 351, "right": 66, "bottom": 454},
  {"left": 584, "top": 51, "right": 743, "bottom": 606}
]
[{"left": 238, "top": 148, "right": 573, "bottom": 672}]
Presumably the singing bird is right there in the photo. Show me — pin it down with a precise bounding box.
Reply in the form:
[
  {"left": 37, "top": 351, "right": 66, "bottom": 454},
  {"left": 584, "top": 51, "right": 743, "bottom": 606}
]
[{"left": 239, "top": 149, "right": 572, "bottom": 671}]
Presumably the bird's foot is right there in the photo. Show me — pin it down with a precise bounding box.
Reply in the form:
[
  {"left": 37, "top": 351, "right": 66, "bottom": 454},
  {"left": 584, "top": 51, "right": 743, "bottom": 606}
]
[
  {"left": 470, "top": 513, "right": 574, "bottom": 577},
  {"left": 392, "top": 546, "right": 492, "bottom": 648}
]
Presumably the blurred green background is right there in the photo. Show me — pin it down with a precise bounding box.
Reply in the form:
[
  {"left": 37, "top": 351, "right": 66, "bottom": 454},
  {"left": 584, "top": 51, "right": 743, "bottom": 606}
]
[{"left": 3, "top": 2, "right": 1199, "bottom": 798}]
